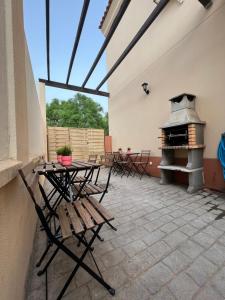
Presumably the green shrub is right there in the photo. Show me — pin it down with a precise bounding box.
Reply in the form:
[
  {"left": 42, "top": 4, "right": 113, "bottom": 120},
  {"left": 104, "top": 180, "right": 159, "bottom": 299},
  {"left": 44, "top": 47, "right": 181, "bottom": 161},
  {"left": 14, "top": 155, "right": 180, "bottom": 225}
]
[
  {"left": 61, "top": 145, "right": 72, "bottom": 156},
  {"left": 56, "top": 147, "right": 64, "bottom": 155}
]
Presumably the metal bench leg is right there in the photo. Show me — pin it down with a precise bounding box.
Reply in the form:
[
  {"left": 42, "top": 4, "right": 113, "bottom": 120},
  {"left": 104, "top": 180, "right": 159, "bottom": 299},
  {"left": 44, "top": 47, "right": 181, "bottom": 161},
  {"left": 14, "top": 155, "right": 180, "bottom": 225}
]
[
  {"left": 56, "top": 224, "right": 115, "bottom": 300},
  {"left": 36, "top": 225, "right": 61, "bottom": 267},
  {"left": 37, "top": 244, "right": 61, "bottom": 276},
  {"left": 36, "top": 242, "right": 52, "bottom": 268}
]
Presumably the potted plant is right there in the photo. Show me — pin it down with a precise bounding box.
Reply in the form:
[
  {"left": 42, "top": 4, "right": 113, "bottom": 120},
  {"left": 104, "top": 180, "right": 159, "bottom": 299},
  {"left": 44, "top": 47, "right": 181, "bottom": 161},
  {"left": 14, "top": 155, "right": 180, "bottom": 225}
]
[
  {"left": 61, "top": 145, "right": 72, "bottom": 166},
  {"left": 56, "top": 147, "right": 63, "bottom": 163}
]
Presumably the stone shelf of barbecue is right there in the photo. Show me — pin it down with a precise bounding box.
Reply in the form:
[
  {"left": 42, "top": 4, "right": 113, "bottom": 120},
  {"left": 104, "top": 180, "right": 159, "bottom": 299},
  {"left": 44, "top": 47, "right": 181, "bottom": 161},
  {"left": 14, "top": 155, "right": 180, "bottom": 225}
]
[
  {"left": 159, "top": 145, "right": 205, "bottom": 150},
  {"left": 158, "top": 165, "right": 203, "bottom": 173}
]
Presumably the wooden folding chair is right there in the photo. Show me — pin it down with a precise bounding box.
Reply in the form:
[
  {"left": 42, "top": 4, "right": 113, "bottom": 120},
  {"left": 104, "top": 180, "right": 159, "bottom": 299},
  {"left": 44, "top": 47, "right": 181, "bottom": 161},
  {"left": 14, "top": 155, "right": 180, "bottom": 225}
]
[
  {"left": 133, "top": 150, "right": 151, "bottom": 179},
  {"left": 71, "top": 166, "right": 116, "bottom": 232},
  {"left": 73, "top": 154, "right": 98, "bottom": 184},
  {"left": 19, "top": 168, "right": 116, "bottom": 300},
  {"left": 72, "top": 166, "right": 112, "bottom": 201},
  {"left": 88, "top": 154, "right": 98, "bottom": 163}
]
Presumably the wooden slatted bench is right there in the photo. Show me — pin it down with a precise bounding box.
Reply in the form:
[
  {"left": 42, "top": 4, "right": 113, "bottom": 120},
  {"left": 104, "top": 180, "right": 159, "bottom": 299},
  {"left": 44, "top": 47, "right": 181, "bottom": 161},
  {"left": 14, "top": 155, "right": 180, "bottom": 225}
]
[{"left": 57, "top": 197, "right": 114, "bottom": 240}]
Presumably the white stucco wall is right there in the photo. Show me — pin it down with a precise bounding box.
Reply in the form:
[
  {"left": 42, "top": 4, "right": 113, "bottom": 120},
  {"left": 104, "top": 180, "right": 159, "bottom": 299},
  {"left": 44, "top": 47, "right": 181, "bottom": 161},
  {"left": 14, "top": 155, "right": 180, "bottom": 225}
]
[
  {"left": 25, "top": 42, "right": 45, "bottom": 159},
  {"left": 0, "top": 0, "right": 46, "bottom": 299},
  {"left": 103, "top": 0, "right": 225, "bottom": 158}
]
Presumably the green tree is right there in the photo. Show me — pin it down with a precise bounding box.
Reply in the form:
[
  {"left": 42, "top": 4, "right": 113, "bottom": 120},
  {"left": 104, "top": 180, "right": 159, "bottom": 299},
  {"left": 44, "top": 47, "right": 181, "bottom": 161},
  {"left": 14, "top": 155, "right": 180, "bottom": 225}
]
[{"left": 46, "top": 93, "right": 108, "bottom": 134}]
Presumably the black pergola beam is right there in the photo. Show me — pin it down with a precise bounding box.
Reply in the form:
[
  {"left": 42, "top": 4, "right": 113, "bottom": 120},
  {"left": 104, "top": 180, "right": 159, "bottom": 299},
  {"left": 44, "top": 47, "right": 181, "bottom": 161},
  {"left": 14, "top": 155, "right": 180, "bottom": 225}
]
[
  {"left": 39, "top": 79, "right": 109, "bottom": 97},
  {"left": 96, "top": 0, "right": 170, "bottom": 91},
  {"left": 81, "top": 0, "right": 131, "bottom": 88},
  {"left": 66, "top": 0, "right": 90, "bottom": 84},
  {"left": 45, "top": 0, "right": 50, "bottom": 81},
  {"left": 198, "top": 0, "right": 213, "bottom": 8}
]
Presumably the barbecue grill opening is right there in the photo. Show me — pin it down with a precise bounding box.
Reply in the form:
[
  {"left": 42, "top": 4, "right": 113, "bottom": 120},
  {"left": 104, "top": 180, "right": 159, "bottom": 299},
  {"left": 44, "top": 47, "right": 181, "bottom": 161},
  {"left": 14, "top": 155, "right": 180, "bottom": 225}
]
[{"left": 164, "top": 125, "right": 188, "bottom": 146}]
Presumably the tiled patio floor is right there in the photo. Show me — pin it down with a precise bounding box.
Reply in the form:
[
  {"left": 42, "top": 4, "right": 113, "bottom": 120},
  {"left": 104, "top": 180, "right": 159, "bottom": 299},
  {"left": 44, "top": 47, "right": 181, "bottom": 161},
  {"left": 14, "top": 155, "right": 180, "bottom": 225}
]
[{"left": 27, "top": 169, "right": 225, "bottom": 300}]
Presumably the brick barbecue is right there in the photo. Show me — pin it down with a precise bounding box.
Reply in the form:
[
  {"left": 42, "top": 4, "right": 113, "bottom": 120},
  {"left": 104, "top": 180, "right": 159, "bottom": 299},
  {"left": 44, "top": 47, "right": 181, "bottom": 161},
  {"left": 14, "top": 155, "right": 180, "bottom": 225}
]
[{"left": 158, "top": 93, "right": 205, "bottom": 193}]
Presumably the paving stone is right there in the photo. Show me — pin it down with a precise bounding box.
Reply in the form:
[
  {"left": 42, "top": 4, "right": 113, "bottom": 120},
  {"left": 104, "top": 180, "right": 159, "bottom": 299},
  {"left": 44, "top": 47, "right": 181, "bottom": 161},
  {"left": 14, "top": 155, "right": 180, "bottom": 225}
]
[
  {"left": 170, "top": 209, "right": 186, "bottom": 218},
  {"left": 48, "top": 273, "right": 77, "bottom": 299},
  {"left": 192, "top": 232, "right": 216, "bottom": 248},
  {"left": 101, "top": 229, "right": 118, "bottom": 241},
  {"left": 103, "top": 280, "right": 150, "bottom": 300},
  {"left": 145, "top": 211, "right": 165, "bottom": 221},
  {"left": 87, "top": 279, "right": 109, "bottom": 300},
  {"left": 194, "top": 284, "right": 224, "bottom": 300},
  {"left": 200, "top": 213, "right": 216, "bottom": 223},
  {"left": 133, "top": 217, "right": 149, "bottom": 227},
  {"left": 180, "top": 224, "right": 198, "bottom": 237},
  {"left": 191, "top": 219, "right": 207, "bottom": 230},
  {"left": 204, "top": 243, "right": 225, "bottom": 265},
  {"left": 144, "top": 219, "right": 166, "bottom": 232},
  {"left": 173, "top": 217, "right": 187, "bottom": 226},
  {"left": 164, "top": 230, "right": 187, "bottom": 248},
  {"left": 142, "top": 229, "right": 165, "bottom": 246},
  {"left": 152, "top": 286, "right": 175, "bottom": 300},
  {"left": 62, "top": 285, "right": 91, "bottom": 300},
  {"left": 111, "top": 233, "right": 134, "bottom": 248},
  {"left": 213, "top": 218, "right": 225, "bottom": 231},
  {"left": 182, "top": 213, "right": 198, "bottom": 221},
  {"left": 122, "top": 240, "right": 147, "bottom": 257},
  {"left": 139, "top": 262, "right": 173, "bottom": 294},
  {"left": 168, "top": 273, "right": 199, "bottom": 300},
  {"left": 75, "top": 267, "right": 93, "bottom": 287},
  {"left": 28, "top": 269, "right": 46, "bottom": 292},
  {"left": 126, "top": 226, "right": 150, "bottom": 240},
  {"left": 27, "top": 287, "right": 46, "bottom": 300},
  {"left": 148, "top": 240, "right": 171, "bottom": 260},
  {"left": 160, "top": 214, "right": 174, "bottom": 223},
  {"left": 212, "top": 266, "right": 225, "bottom": 296},
  {"left": 53, "top": 257, "right": 74, "bottom": 277},
  {"left": 93, "top": 241, "right": 115, "bottom": 257},
  {"left": 202, "top": 225, "right": 224, "bottom": 239},
  {"left": 218, "top": 234, "right": 225, "bottom": 246},
  {"left": 178, "top": 239, "right": 204, "bottom": 259},
  {"left": 186, "top": 256, "right": 217, "bottom": 286},
  {"left": 122, "top": 249, "right": 155, "bottom": 278},
  {"left": 101, "top": 248, "right": 127, "bottom": 268},
  {"left": 163, "top": 249, "right": 191, "bottom": 273},
  {"left": 89, "top": 265, "right": 128, "bottom": 300},
  {"left": 160, "top": 222, "right": 178, "bottom": 234}
]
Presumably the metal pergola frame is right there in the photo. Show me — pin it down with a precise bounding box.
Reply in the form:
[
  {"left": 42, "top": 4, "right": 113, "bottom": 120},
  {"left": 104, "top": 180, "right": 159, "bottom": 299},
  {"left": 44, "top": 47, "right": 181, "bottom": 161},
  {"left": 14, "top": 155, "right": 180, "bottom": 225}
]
[{"left": 39, "top": 0, "right": 213, "bottom": 98}]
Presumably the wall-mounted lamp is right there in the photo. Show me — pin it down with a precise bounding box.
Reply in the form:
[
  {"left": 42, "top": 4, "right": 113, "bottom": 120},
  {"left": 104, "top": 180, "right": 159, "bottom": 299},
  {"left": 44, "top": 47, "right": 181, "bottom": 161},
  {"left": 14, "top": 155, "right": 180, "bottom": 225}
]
[{"left": 142, "top": 82, "right": 150, "bottom": 95}]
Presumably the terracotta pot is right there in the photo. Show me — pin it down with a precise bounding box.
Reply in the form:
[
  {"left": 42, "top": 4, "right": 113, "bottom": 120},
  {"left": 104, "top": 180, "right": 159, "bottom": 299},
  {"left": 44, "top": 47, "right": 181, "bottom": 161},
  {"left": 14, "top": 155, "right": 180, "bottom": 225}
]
[
  {"left": 61, "top": 155, "right": 72, "bottom": 166},
  {"left": 57, "top": 155, "right": 62, "bottom": 163}
]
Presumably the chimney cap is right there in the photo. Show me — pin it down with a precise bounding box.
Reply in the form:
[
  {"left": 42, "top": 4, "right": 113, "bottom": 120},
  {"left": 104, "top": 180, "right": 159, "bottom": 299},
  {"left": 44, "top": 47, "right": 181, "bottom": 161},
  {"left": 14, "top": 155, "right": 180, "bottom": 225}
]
[{"left": 169, "top": 93, "right": 196, "bottom": 103}]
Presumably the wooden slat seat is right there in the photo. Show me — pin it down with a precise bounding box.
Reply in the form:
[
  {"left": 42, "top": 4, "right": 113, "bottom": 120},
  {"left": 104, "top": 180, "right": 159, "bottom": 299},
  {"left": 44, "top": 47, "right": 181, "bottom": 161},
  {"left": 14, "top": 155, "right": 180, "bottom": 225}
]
[
  {"left": 87, "top": 182, "right": 104, "bottom": 193},
  {"left": 57, "top": 206, "right": 72, "bottom": 239},
  {"left": 73, "top": 175, "right": 86, "bottom": 182},
  {"left": 74, "top": 201, "right": 95, "bottom": 230},
  {"left": 71, "top": 183, "right": 104, "bottom": 196},
  {"left": 88, "top": 196, "right": 114, "bottom": 222},
  {"left": 65, "top": 203, "right": 84, "bottom": 234},
  {"left": 81, "top": 198, "right": 104, "bottom": 225},
  {"left": 57, "top": 197, "right": 113, "bottom": 240},
  {"left": 71, "top": 184, "right": 85, "bottom": 196}
]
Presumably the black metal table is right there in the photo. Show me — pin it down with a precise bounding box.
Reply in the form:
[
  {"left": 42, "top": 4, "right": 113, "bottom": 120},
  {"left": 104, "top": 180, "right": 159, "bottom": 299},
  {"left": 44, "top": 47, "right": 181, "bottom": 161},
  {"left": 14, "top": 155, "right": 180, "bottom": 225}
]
[{"left": 34, "top": 160, "right": 101, "bottom": 203}]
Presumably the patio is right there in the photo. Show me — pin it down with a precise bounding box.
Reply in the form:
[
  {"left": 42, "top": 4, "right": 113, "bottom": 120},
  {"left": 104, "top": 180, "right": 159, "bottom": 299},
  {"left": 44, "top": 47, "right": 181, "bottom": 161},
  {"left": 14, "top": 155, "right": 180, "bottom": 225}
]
[{"left": 27, "top": 169, "right": 225, "bottom": 300}]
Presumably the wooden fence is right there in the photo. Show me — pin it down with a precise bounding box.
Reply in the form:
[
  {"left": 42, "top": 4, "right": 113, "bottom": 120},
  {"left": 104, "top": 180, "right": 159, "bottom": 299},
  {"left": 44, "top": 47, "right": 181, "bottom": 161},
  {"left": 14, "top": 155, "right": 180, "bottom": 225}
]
[{"left": 47, "top": 127, "right": 105, "bottom": 161}]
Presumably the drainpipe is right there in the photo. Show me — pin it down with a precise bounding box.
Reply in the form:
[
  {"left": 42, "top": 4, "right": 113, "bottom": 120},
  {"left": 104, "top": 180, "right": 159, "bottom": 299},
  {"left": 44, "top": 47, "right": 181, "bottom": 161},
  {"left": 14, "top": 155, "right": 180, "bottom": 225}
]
[{"left": 198, "top": 0, "right": 213, "bottom": 9}]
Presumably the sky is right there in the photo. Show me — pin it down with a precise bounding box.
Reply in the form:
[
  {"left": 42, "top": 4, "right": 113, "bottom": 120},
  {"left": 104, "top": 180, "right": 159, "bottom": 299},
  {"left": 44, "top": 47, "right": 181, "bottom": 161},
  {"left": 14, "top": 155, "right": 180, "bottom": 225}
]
[{"left": 23, "top": 0, "right": 109, "bottom": 113}]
